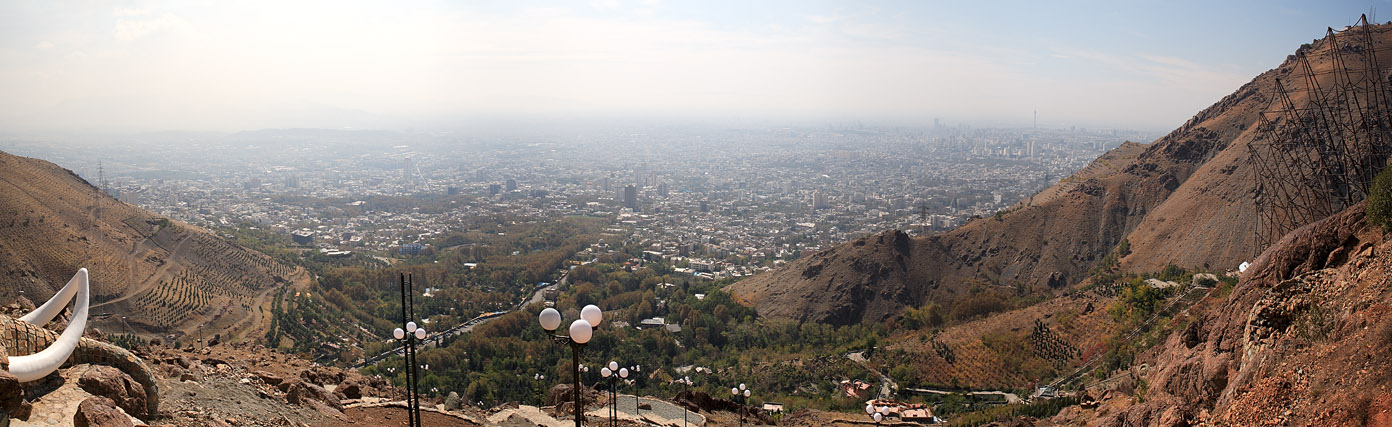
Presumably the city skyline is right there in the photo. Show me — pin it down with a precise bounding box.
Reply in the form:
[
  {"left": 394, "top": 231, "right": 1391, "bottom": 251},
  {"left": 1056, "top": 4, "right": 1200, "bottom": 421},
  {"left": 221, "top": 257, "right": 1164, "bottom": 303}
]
[{"left": 0, "top": 0, "right": 1382, "bottom": 133}]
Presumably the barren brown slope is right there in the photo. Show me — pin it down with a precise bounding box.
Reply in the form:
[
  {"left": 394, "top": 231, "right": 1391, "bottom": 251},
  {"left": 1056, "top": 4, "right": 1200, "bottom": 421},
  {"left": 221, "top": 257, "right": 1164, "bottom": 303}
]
[
  {"left": 731, "top": 23, "right": 1392, "bottom": 326},
  {"left": 1094, "top": 201, "right": 1392, "bottom": 426},
  {"left": 0, "top": 149, "right": 308, "bottom": 341}
]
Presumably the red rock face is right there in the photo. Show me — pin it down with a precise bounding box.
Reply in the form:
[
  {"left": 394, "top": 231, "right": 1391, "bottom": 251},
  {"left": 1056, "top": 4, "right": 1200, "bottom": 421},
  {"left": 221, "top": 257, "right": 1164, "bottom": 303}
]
[
  {"left": 1094, "top": 201, "right": 1392, "bottom": 426},
  {"left": 73, "top": 396, "right": 134, "bottom": 427},
  {"left": 78, "top": 365, "right": 148, "bottom": 419}
]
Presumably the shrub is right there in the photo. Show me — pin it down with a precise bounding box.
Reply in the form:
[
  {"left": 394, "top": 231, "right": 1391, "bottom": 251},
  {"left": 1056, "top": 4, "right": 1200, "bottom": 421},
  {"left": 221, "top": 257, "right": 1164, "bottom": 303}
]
[{"left": 1368, "top": 163, "right": 1392, "bottom": 232}]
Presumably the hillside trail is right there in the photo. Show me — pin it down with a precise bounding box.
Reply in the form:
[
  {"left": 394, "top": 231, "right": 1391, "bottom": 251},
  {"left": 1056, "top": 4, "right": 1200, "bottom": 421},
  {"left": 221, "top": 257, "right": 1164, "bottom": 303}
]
[{"left": 89, "top": 229, "right": 191, "bottom": 310}]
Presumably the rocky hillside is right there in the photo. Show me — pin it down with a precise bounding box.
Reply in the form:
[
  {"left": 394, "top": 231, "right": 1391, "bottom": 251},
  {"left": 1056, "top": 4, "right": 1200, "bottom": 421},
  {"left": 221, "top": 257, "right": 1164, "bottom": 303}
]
[
  {"left": 731, "top": 22, "right": 1392, "bottom": 326},
  {"left": 0, "top": 149, "right": 309, "bottom": 341},
  {"left": 1073, "top": 200, "right": 1392, "bottom": 426}
]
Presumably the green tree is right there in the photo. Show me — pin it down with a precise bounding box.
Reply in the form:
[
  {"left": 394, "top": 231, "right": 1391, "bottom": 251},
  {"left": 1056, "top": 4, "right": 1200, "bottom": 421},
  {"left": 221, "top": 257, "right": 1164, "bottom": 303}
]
[{"left": 1368, "top": 163, "right": 1392, "bottom": 232}]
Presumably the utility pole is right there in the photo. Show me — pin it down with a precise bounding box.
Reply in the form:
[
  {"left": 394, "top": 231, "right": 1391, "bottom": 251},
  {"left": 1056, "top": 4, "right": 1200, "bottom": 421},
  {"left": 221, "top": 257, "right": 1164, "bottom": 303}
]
[{"left": 918, "top": 203, "right": 929, "bottom": 235}]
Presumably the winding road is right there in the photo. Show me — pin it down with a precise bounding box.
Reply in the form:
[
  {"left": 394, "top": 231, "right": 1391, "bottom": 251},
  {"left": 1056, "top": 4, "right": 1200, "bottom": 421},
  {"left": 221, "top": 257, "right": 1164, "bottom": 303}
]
[{"left": 354, "top": 271, "right": 567, "bottom": 368}]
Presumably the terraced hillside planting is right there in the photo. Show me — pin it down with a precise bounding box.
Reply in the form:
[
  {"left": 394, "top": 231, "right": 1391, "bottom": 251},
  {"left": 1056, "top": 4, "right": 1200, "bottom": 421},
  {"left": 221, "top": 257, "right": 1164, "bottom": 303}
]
[
  {"left": 0, "top": 149, "right": 308, "bottom": 341},
  {"left": 872, "top": 293, "right": 1120, "bottom": 391}
]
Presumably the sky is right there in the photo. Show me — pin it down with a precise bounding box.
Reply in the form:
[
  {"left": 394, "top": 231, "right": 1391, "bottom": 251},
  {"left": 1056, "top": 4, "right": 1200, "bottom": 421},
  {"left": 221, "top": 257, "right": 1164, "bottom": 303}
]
[{"left": 0, "top": 0, "right": 1383, "bottom": 133}]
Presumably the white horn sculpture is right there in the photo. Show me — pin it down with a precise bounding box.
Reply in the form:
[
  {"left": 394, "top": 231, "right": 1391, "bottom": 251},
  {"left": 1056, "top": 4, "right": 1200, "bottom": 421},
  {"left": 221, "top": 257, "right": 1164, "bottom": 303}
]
[{"left": 9, "top": 268, "right": 89, "bottom": 382}]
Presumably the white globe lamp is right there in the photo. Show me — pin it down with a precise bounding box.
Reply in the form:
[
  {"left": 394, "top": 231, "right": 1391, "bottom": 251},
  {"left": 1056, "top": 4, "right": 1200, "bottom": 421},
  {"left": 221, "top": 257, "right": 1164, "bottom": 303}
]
[
  {"left": 539, "top": 308, "right": 562, "bottom": 331},
  {"left": 569, "top": 319, "right": 593, "bottom": 344}
]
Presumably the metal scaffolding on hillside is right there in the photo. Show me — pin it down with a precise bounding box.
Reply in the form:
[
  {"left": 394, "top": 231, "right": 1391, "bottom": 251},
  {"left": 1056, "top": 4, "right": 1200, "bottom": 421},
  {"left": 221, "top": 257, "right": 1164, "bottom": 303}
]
[{"left": 1249, "top": 14, "right": 1392, "bottom": 254}]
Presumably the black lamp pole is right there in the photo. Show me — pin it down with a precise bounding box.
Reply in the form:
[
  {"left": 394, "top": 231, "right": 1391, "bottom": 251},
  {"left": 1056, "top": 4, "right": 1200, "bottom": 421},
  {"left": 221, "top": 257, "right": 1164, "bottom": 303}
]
[
  {"left": 408, "top": 273, "right": 421, "bottom": 427},
  {"left": 398, "top": 273, "right": 423, "bottom": 427},
  {"left": 539, "top": 306, "right": 600, "bottom": 427},
  {"left": 570, "top": 341, "right": 584, "bottom": 427},
  {"left": 399, "top": 273, "right": 414, "bottom": 427}
]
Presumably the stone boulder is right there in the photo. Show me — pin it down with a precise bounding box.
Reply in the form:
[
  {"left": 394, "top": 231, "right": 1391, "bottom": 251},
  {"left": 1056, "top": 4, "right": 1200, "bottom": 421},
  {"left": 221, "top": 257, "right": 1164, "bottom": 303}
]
[
  {"left": 444, "top": 391, "right": 462, "bottom": 411},
  {"left": 78, "top": 365, "right": 149, "bottom": 419},
  {"left": 545, "top": 384, "right": 598, "bottom": 407},
  {"left": 286, "top": 380, "right": 345, "bottom": 415},
  {"left": 251, "top": 370, "right": 284, "bottom": 386},
  {"left": 73, "top": 396, "right": 133, "bottom": 427},
  {"left": 0, "top": 370, "right": 31, "bottom": 421},
  {"left": 299, "top": 366, "right": 344, "bottom": 387},
  {"left": 336, "top": 376, "right": 364, "bottom": 400}
]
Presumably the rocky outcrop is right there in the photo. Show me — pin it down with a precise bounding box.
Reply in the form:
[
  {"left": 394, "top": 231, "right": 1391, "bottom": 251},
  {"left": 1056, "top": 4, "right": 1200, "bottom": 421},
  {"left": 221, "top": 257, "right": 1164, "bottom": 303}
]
[
  {"left": 0, "top": 370, "right": 30, "bottom": 420},
  {"left": 299, "top": 366, "right": 344, "bottom": 387},
  {"left": 73, "top": 396, "right": 133, "bottom": 427},
  {"left": 78, "top": 365, "right": 149, "bottom": 419},
  {"left": 284, "top": 379, "right": 345, "bottom": 417},
  {"left": 1099, "top": 201, "right": 1392, "bottom": 426}
]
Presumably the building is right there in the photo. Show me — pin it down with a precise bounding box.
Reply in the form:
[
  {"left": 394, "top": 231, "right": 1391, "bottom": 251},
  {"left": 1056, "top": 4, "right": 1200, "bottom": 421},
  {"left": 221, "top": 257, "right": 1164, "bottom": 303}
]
[
  {"left": 489, "top": 184, "right": 501, "bottom": 195},
  {"left": 400, "top": 243, "right": 425, "bottom": 256},
  {"left": 812, "top": 191, "right": 830, "bottom": 210},
  {"left": 901, "top": 405, "right": 935, "bottom": 423},
  {"left": 291, "top": 230, "right": 315, "bottom": 245},
  {"left": 688, "top": 259, "right": 713, "bottom": 273},
  {"left": 623, "top": 185, "right": 638, "bottom": 210},
  {"left": 699, "top": 200, "right": 709, "bottom": 213},
  {"left": 505, "top": 179, "right": 518, "bottom": 192}
]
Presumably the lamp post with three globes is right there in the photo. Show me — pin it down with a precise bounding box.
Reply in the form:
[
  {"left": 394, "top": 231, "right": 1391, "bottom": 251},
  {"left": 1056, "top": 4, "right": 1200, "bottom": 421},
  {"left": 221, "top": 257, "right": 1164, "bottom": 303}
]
[
  {"left": 865, "top": 403, "right": 890, "bottom": 425},
  {"left": 394, "top": 273, "right": 426, "bottom": 427},
  {"left": 538, "top": 304, "right": 604, "bottom": 427},
  {"left": 732, "top": 383, "right": 751, "bottom": 427}
]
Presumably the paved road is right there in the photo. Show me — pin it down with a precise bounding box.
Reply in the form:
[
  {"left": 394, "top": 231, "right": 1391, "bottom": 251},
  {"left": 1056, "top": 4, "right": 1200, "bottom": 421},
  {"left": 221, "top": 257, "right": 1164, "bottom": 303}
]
[
  {"left": 603, "top": 394, "right": 705, "bottom": 427},
  {"left": 848, "top": 351, "right": 897, "bottom": 399},
  {"left": 851, "top": 350, "right": 1022, "bottom": 404}
]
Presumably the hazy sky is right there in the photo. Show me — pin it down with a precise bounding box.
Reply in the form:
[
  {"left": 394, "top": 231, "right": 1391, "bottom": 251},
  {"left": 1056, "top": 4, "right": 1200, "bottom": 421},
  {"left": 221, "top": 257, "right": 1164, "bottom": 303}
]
[{"left": 0, "top": 1, "right": 1382, "bottom": 133}]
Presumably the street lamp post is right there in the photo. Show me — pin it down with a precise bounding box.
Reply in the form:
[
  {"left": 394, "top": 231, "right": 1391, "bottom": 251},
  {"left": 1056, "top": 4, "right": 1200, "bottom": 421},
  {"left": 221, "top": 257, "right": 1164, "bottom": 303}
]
[
  {"left": 539, "top": 304, "right": 604, "bottom": 427},
  {"left": 534, "top": 373, "right": 547, "bottom": 405},
  {"left": 865, "top": 403, "right": 889, "bottom": 425},
  {"left": 631, "top": 365, "right": 641, "bottom": 417},
  {"left": 732, "top": 383, "right": 750, "bottom": 427},
  {"left": 394, "top": 273, "right": 426, "bottom": 427},
  {"left": 676, "top": 375, "right": 693, "bottom": 427},
  {"left": 601, "top": 364, "right": 614, "bottom": 425}
]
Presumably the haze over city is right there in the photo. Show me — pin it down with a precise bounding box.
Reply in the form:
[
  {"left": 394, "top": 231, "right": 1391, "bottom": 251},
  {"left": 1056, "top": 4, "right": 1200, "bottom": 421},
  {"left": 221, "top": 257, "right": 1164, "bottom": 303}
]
[{"left": 0, "top": 0, "right": 1382, "bottom": 133}]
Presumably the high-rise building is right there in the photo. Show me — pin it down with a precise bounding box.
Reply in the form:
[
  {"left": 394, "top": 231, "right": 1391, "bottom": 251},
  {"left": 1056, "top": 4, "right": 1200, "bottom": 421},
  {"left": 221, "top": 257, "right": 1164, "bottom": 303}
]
[
  {"left": 624, "top": 185, "right": 638, "bottom": 210},
  {"left": 489, "top": 184, "right": 501, "bottom": 195},
  {"left": 505, "top": 179, "right": 518, "bottom": 192},
  {"left": 699, "top": 200, "right": 709, "bottom": 213},
  {"left": 658, "top": 183, "right": 669, "bottom": 198},
  {"left": 812, "top": 191, "right": 830, "bottom": 210}
]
